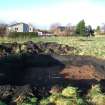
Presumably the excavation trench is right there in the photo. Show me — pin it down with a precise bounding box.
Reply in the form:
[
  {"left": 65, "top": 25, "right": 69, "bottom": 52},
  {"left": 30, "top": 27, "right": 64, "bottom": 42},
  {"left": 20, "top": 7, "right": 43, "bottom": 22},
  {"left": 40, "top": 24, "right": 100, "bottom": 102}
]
[{"left": 0, "top": 42, "right": 105, "bottom": 104}]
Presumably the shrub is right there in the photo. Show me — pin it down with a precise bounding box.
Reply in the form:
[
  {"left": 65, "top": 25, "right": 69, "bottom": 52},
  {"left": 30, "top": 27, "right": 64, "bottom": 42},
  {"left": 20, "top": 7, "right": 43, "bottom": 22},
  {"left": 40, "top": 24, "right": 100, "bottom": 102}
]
[
  {"left": 47, "top": 86, "right": 88, "bottom": 105},
  {"left": 77, "top": 98, "right": 87, "bottom": 105},
  {"left": 88, "top": 85, "right": 101, "bottom": 97},
  {"left": 8, "top": 32, "right": 38, "bottom": 38},
  {"left": 91, "top": 94, "right": 105, "bottom": 105},
  {"left": 55, "top": 97, "right": 73, "bottom": 105},
  {"left": 87, "top": 84, "right": 105, "bottom": 105},
  {"left": 48, "top": 93, "right": 62, "bottom": 103},
  {"left": 62, "top": 86, "right": 78, "bottom": 97},
  {"left": 39, "top": 98, "right": 51, "bottom": 105}
]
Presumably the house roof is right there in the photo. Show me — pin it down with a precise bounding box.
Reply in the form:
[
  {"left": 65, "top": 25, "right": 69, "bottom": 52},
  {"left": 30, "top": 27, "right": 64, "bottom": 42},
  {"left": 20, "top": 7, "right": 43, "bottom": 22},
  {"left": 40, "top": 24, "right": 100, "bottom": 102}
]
[
  {"left": 8, "top": 22, "right": 27, "bottom": 27},
  {"left": 57, "top": 26, "right": 66, "bottom": 31}
]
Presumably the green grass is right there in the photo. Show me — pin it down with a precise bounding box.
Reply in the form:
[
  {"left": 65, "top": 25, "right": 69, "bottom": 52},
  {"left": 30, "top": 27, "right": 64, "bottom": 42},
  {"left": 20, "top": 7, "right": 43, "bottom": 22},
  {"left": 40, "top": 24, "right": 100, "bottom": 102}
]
[{"left": 0, "top": 36, "right": 105, "bottom": 58}]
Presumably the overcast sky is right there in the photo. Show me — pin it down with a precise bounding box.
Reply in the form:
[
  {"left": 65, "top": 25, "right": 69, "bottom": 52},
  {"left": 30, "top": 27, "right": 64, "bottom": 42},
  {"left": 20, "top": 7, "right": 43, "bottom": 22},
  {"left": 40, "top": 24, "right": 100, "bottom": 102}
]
[{"left": 0, "top": 0, "right": 105, "bottom": 29}]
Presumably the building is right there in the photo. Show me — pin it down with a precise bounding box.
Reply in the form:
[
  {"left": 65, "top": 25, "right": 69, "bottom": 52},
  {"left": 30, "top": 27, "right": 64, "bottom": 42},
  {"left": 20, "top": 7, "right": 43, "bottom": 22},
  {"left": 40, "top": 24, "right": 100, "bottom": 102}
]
[
  {"left": 7, "top": 23, "right": 34, "bottom": 33},
  {"left": 52, "top": 26, "right": 75, "bottom": 36},
  {"left": 36, "top": 30, "right": 53, "bottom": 36}
]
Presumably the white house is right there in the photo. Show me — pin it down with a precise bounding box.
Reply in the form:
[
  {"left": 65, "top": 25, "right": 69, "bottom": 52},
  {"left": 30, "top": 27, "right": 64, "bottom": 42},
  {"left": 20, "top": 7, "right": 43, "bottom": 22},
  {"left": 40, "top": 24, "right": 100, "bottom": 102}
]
[{"left": 7, "top": 23, "right": 34, "bottom": 33}]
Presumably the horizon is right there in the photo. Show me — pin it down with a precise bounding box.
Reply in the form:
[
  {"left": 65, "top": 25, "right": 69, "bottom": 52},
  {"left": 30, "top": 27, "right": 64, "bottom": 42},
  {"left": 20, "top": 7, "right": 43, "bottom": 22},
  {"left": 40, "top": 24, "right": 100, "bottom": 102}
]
[{"left": 0, "top": 0, "right": 105, "bottom": 29}]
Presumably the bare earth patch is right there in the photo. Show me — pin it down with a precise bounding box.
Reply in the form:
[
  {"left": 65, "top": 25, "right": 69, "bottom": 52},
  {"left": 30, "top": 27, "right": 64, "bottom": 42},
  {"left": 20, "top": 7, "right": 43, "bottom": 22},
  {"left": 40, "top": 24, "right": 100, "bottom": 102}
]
[{"left": 60, "top": 65, "right": 104, "bottom": 80}]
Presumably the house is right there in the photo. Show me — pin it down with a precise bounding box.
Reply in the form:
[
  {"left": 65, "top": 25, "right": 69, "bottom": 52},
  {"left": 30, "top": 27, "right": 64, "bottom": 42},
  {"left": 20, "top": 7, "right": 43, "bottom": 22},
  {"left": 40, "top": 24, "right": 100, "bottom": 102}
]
[
  {"left": 7, "top": 23, "right": 34, "bottom": 33},
  {"left": 52, "top": 26, "right": 75, "bottom": 36}
]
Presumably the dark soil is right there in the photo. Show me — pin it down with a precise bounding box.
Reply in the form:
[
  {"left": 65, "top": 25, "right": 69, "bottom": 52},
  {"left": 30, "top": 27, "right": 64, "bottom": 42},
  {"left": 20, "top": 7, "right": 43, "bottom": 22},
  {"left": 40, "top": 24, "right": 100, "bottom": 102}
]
[{"left": 0, "top": 41, "right": 75, "bottom": 57}]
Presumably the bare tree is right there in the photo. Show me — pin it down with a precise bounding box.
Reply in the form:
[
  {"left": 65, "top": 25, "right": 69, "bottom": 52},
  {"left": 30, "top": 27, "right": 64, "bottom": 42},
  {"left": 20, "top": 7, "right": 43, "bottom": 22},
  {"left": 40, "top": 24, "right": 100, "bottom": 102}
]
[
  {"left": 101, "top": 23, "right": 105, "bottom": 33},
  {"left": 65, "top": 23, "right": 71, "bottom": 36},
  {"left": 50, "top": 23, "right": 59, "bottom": 30},
  {"left": 0, "top": 23, "right": 7, "bottom": 36},
  {"left": 65, "top": 23, "right": 75, "bottom": 36},
  {"left": 50, "top": 23, "right": 61, "bottom": 30},
  {"left": 50, "top": 23, "right": 61, "bottom": 35}
]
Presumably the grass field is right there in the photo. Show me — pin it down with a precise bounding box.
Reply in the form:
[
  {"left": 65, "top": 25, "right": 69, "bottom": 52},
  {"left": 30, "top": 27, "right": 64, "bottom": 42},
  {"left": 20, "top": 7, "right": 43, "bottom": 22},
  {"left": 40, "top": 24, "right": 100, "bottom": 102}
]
[{"left": 0, "top": 36, "right": 105, "bottom": 58}]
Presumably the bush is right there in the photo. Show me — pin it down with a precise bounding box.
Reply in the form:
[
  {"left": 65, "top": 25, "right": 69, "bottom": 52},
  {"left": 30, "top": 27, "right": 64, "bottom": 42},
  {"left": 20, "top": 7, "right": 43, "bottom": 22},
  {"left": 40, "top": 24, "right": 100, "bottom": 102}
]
[
  {"left": 77, "top": 98, "right": 87, "bottom": 105},
  {"left": 40, "top": 98, "right": 51, "bottom": 105},
  {"left": 48, "top": 93, "right": 62, "bottom": 103},
  {"left": 55, "top": 97, "right": 73, "bottom": 105},
  {"left": 62, "top": 86, "right": 78, "bottom": 97},
  {"left": 41, "top": 86, "right": 88, "bottom": 105},
  {"left": 8, "top": 32, "right": 38, "bottom": 38},
  {"left": 87, "top": 84, "right": 105, "bottom": 105}
]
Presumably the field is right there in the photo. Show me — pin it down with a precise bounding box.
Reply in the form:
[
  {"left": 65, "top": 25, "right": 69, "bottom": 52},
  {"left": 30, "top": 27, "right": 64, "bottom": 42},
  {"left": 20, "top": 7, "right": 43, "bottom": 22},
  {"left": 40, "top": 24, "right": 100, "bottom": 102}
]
[
  {"left": 1, "top": 36, "right": 105, "bottom": 105},
  {"left": 0, "top": 36, "right": 105, "bottom": 58}
]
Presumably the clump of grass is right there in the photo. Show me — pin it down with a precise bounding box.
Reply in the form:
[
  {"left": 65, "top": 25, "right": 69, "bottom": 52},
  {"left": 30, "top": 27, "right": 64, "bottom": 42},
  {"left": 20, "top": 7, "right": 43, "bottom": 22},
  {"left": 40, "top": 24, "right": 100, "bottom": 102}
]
[
  {"left": 87, "top": 84, "right": 105, "bottom": 105},
  {"left": 62, "top": 86, "right": 78, "bottom": 97},
  {"left": 40, "top": 98, "right": 51, "bottom": 105}
]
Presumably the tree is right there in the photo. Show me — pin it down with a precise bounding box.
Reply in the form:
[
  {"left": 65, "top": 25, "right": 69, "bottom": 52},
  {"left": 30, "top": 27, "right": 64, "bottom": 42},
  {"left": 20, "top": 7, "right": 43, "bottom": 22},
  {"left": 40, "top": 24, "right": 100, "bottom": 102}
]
[
  {"left": 75, "top": 20, "right": 86, "bottom": 36},
  {"left": 96, "top": 26, "right": 100, "bottom": 34},
  {"left": 101, "top": 23, "right": 105, "bottom": 34},
  {"left": 50, "top": 23, "right": 61, "bottom": 35},
  {"left": 50, "top": 23, "right": 61, "bottom": 31},
  {"left": 65, "top": 23, "right": 72, "bottom": 36},
  {"left": 0, "top": 23, "right": 7, "bottom": 36}
]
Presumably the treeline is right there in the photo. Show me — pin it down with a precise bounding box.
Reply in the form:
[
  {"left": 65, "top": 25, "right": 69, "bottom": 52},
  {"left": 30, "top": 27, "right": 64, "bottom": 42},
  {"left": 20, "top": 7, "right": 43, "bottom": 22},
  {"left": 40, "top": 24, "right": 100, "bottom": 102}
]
[
  {"left": 50, "top": 19, "right": 95, "bottom": 36},
  {"left": 0, "top": 20, "right": 104, "bottom": 37}
]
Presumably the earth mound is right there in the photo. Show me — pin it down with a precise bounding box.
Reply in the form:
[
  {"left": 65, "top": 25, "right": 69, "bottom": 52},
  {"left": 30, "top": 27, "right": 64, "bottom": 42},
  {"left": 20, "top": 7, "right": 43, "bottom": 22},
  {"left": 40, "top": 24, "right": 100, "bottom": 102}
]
[{"left": 0, "top": 41, "right": 76, "bottom": 57}]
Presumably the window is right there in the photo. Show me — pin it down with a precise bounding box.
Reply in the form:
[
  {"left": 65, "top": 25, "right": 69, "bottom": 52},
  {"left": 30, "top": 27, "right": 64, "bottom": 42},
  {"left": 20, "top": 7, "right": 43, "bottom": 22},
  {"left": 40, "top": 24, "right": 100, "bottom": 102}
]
[{"left": 15, "top": 27, "right": 18, "bottom": 31}]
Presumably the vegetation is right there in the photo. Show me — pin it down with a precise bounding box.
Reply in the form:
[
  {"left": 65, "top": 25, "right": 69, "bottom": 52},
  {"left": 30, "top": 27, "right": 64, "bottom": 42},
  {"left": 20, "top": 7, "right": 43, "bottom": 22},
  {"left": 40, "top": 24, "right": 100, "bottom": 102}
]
[
  {"left": 75, "top": 20, "right": 86, "bottom": 36},
  {"left": 96, "top": 26, "right": 101, "bottom": 34},
  {"left": 18, "top": 97, "right": 37, "bottom": 105},
  {"left": 0, "top": 101, "right": 6, "bottom": 105},
  {"left": 39, "top": 86, "right": 88, "bottom": 105},
  {"left": 87, "top": 85, "right": 105, "bottom": 105},
  {"left": 39, "top": 85, "right": 105, "bottom": 105},
  {"left": 0, "top": 36, "right": 105, "bottom": 58},
  {"left": 62, "top": 86, "right": 77, "bottom": 97},
  {"left": 0, "top": 23, "right": 7, "bottom": 36},
  {"left": 8, "top": 32, "right": 38, "bottom": 38},
  {"left": 0, "top": 84, "right": 105, "bottom": 105}
]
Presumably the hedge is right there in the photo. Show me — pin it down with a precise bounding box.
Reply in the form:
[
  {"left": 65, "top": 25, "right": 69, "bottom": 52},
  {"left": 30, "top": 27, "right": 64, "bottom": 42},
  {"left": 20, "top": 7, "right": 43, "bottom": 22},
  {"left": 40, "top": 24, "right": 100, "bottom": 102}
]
[{"left": 8, "top": 32, "right": 38, "bottom": 38}]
